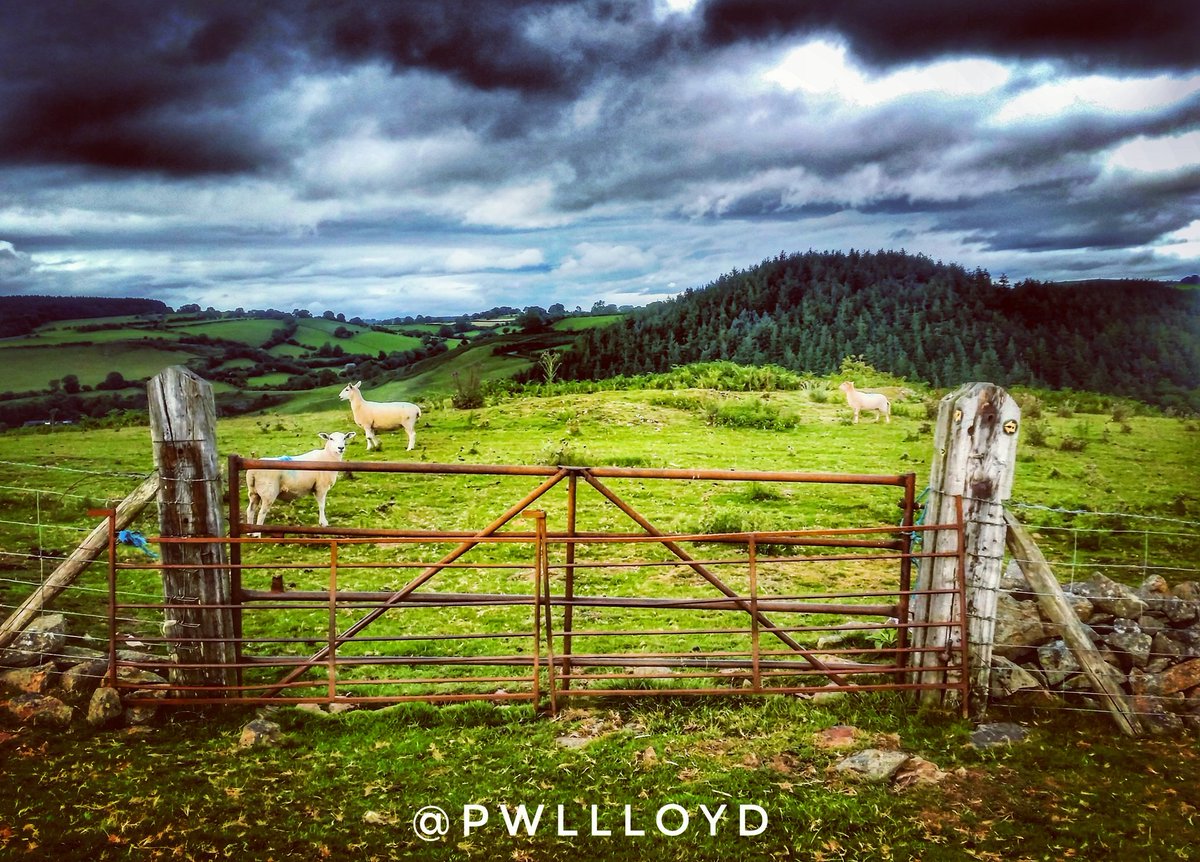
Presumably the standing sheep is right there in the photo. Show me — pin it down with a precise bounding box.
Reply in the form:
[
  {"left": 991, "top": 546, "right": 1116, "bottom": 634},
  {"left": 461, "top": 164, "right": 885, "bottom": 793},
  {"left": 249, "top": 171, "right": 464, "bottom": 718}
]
[
  {"left": 246, "top": 431, "right": 356, "bottom": 530},
  {"left": 839, "top": 381, "right": 891, "bottom": 424},
  {"left": 339, "top": 381, "right": 421, "bottom": 451}
]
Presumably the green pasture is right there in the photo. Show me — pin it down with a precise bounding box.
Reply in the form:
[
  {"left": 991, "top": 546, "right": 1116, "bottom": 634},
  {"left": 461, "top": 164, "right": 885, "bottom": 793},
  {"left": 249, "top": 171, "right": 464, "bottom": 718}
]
[
  {"left": 1, "top": 376, "right": 1198, "bottom": 860},
  {"left": 1, "top": 381, "right": 1195, "bottom": 654},
  {"left": 0, "top": 342, "right": 193, "bottom": 391},
  {"left": 244, "top": 372, "right": 294, "bottom": 387},
  {"left": 552, "top": 314, "right": 623, "bottom": 331},
  {"left": 0, "top": 325, "right": 183, "bottom": 347},
  {"left": 289, "top": 319, "right": 425, "bottom": 356},
  {"left": 172, "top": 317, "right": 280, "bottom": 347}
]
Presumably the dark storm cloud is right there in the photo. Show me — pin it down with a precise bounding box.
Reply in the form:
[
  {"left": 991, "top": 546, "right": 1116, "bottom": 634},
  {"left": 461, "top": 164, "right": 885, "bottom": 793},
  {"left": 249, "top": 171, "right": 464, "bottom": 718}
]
[
  {"left": 305, "top": 0, "right": 682, "bottom": 95},
  {"left": 935, "top": 170, "right": 1200, "bottom": 253},
  {"left": 0, "top": 0, "right": 687, "bottom": 177},
  {"left": 0, "top": 1, "right": 299, "bottom": 174},
  {"left": 701, "top": 0, "right": 1200, "bottom": 72}
]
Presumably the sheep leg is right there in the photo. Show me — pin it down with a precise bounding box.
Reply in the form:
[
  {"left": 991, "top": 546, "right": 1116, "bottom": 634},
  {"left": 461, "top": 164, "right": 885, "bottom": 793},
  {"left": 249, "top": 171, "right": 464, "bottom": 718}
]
[
  {"left": 246, "top": 488, "right": 275, "bottom": 537},
  {"left": 405, "top": 421, "right": 416, "bottom": 450},
  {"left": 255, "top": 493, "right": 275, "bottom": 526},
  {"left": 315, "top": 487, "right": 329, "bottom": 527}
]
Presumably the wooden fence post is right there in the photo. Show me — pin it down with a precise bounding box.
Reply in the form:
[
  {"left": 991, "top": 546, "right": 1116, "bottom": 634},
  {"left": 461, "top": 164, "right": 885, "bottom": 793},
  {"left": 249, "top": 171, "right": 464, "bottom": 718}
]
[
  {"left": 148, "top": 366, "right": 236, "bottom": 693},
  {"left": 911, "top": 382, "right": 1020, "bottom": 711}
]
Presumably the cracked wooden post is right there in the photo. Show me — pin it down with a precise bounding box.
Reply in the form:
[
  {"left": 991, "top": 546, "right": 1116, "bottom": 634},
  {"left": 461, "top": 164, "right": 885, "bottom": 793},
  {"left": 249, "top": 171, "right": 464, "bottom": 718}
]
[
  {"left": 911, "top": 382, "right": 1020, "bottom": 711},
  {"left": 148, "top": 366, "right": 237, "bottom": 695}
]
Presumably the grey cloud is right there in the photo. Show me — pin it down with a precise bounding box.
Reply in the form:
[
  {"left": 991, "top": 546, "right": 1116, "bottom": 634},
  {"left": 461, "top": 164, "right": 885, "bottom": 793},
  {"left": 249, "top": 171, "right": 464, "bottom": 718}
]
[
  {"left": 700, "top": 0, "right": 1200, "bottom": 73},
  {"left": 0, "top": 1, "right": 298, "bottom": 175},
  {"left": 0, "top": 242, "right": 35, "bottom": 281}
]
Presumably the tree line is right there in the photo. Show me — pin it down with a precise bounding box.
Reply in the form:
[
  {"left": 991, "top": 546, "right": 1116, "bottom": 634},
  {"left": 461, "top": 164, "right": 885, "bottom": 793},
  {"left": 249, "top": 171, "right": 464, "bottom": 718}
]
[
  {"left": 0, "top": 295, "right": 170, "bottom": 337},
  {"left": 558, "top": 250, "right": 1200, "bottom": 411}
]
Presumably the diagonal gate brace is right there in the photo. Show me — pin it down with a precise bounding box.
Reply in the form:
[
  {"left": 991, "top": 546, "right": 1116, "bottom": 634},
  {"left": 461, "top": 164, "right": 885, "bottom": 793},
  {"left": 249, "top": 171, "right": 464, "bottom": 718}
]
[
  {"left": 261, "top": 468, "right": 569, "bottom": 695},
  {"left": 581, "top": 472, "right": 851, "bottom": 686}
]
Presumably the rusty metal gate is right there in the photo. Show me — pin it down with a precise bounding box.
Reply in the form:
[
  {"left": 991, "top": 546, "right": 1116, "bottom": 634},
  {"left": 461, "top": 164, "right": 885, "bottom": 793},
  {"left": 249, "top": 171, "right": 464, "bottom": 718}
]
[{"left": 103, "top": 460, "right": 966, "bottom": 712}]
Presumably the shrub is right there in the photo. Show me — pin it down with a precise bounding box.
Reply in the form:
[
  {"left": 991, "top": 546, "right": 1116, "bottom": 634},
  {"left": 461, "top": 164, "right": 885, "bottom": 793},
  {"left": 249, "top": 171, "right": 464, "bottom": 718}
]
[
  {"left": 1058, "top": 436, "right": 1088, "bottom": 453},
  {"left": 700, "top": 509, "right": 757, "bottom": 535},
  {"left": 745, "top": 482, "right": 784, "bottom": 502},
  {"left": 1025, "top": 421, "right": 1050, "bottom": 447},
  {"left": 1017, "top": 393, "right": 1044, "bottom": 419},
  {"left": 705, "top": 398, "right": 800, "bottom": 431},
  {"left": 451, "top": 369, "right": 484, "bottom": 409}
]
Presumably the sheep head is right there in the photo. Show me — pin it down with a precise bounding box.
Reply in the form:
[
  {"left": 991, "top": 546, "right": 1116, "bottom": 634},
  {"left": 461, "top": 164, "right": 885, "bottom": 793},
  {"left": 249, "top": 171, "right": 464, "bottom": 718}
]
[{"left": 317, "top": 431, "right": 356, "bottom": 455}]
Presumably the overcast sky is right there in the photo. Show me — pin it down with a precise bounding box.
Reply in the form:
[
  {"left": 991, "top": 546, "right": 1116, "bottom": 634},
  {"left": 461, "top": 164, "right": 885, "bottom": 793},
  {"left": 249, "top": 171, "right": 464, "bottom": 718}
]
[{"left": 1, "top": 0, "right": 1198, "bottom": 318}]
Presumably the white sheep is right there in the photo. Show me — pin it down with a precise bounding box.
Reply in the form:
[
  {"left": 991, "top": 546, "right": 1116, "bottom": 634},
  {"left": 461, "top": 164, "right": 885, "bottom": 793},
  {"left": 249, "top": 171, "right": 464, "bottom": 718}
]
[
  {"left": 245, "top": 431, "right": 356, "bottom": 530},
  {"left": 839, "top": 381, "right": 891, "bottom": 424},
  {"left": 339, "top": 381, "right": 421, "bottom": 451}
]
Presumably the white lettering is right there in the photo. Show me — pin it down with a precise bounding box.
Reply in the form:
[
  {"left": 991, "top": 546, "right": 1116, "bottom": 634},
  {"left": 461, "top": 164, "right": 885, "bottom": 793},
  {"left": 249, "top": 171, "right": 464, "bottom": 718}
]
[
  {"left": 556, "top": 804, "right": 578, "bottom": 837},
  {"left": 590, "top": 805, "right": 611, "bottom": 837},
  {"left": 699, "top": 803, "right": 727, "bottom": 836},
  {"left": 462, "top": 804, "right": 488, "bottom": 836},
  {"left": 623, "top": 804, "right": 645, "bottom": 837},
  {"left": 656, "top": 804, "right": 689, "bottom": 836},
  {"left": 739, "top": 804, "right": 768, "bottom": 837},
  {"left": 500, "top": 805, "right": 544, "bottom": 836}
]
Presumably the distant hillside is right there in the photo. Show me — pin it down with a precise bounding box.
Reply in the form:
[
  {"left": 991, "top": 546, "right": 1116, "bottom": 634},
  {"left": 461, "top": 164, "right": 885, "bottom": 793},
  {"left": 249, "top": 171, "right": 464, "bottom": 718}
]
[
  {"left": 559, "top": 250, "right": 1200, "bottom": 411},
  {"left": 0, "top": 295, "right": 170, "bottom": 337}
]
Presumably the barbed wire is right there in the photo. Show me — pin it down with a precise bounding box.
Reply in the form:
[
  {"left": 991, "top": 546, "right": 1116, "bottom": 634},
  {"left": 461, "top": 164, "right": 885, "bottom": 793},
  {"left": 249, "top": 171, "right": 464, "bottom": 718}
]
[
  {"left": 0, "top": 601, "right": 149, "bottom": 627},
  {"left": 0, "top": 575, "right": 166, "bottom": 601},
  {"left": 1007, "top": 522, "right": 1196, "bottom": 540},
  {"left": 0, "top": 519, "right": 92, "bottom": 534},
  {"left": 1008, "top": 500, "right": 1200, "bottom": 528},
  {"left": 0, "top": 483, "right": 125, "bottom": 504},
  {"left": 0, "top": 459, "right": 152, "bottom": 480}
]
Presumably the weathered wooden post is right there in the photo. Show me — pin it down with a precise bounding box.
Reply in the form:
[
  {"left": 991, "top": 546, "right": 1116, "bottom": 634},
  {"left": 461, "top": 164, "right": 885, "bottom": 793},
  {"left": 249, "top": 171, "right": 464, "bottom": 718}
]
[
  {"left": 148, "top": 366, "right": 237, "bottom": 694},
  {"left": 911, "top": 382, "right": 1020, "bottom": 711}
]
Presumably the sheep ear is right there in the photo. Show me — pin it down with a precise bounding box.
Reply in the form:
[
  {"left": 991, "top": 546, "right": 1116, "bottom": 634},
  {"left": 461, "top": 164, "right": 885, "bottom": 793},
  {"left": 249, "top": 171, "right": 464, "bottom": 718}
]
[
  {"left": 319, "top": 432, "right": 330, "bottom": 440},
  {"left": 345, "top": 432, "right": 356, "bottom": 440},
  {"left": 354, "top": 381, "right": 362, "bottom": 388}
]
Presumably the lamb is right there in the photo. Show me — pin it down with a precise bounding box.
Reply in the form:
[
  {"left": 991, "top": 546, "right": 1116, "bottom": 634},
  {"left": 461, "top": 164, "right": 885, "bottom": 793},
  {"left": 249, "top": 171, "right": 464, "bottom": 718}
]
[
  {"left": 839, "top": 381, "right": 891, "bottom": 424},
  {"left": 339, "top": 381, "right": 421, "bottom": 451},
  {"left": 245, "top": 431, "right": 356, "bottom": 530}
]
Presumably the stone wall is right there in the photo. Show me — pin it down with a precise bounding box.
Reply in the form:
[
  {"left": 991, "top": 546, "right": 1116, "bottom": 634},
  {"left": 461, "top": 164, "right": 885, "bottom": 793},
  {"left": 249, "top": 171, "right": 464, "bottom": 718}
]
[
  {"left": 0, "top": 613, "right": 167, "bottom": 729},
  {"left": 989, "top": 566, "right": 1200, "bottom": 734}
]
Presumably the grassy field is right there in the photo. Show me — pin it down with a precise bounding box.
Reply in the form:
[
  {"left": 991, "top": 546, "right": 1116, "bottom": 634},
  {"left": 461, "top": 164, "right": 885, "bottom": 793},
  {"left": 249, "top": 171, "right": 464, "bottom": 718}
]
[
  {"left": 172, "top": 318, "right": 280, "bottom": 346},
  {"left": 4, "top": 695, "right": 1197, "bottom": 861},
  {"left": 552, "top": 314, "right": 623, "bottom": 331},
  {"left": 291, "top": 319, "right": 425, "bottom": 356},
  {"left": 0, "top": 326, "right": 184, "bottom": 347},
  {"left": 1, "top": 374, "right": 1198, "bottom": 860},
  {"left": 0, "top": 343, "right": 190, "bottom": 391}
]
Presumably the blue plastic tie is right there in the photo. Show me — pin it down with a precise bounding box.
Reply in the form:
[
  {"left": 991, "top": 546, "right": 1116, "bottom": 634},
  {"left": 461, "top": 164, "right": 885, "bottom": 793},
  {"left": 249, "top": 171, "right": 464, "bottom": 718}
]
[
  {"left": 117, "top": 529, "right": 159, "bottom": 559},
  {"left": 909, "top": 486, "right": 931, "bottom": 549}
]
